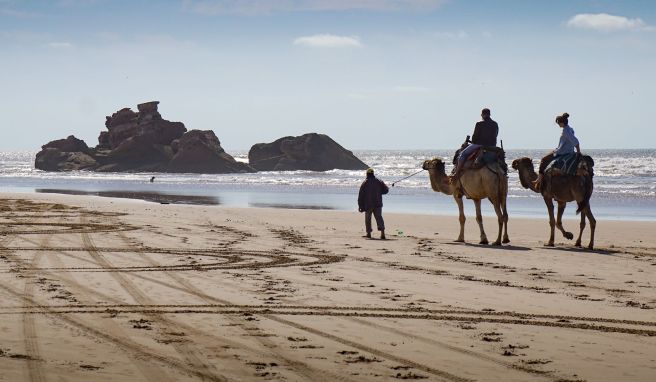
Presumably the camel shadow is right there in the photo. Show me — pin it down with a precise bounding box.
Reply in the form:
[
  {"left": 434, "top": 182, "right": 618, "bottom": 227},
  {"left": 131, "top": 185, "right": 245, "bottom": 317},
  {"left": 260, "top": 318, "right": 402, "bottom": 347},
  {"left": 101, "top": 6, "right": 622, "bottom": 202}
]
[
  {"left": 542, "top": 246, "right": 619, "bottom": 256},
  {"left": 443, "top": 241, "right": 532, "bottom": 251}
]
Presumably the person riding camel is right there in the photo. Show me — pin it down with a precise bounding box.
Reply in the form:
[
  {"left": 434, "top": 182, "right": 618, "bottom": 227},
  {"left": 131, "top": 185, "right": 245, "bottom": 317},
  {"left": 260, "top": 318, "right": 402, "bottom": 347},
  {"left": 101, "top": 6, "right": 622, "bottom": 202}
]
[
  {"left": 533, "top": 112, "right": 581, "bottom": 189},
  {"left": 451, "top": 108, "right": 499, "bottom": 182}
]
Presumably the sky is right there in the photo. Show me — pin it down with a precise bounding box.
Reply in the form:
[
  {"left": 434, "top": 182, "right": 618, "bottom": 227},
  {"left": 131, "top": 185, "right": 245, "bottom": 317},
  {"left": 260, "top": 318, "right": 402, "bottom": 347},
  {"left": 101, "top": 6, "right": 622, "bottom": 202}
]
[{"left": 1, "top": 0, "right": 655, "bottom": 151}]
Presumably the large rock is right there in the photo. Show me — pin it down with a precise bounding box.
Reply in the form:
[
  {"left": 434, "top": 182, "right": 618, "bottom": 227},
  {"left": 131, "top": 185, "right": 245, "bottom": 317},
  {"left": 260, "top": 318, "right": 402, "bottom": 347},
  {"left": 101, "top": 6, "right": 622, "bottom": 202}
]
[
  {"left": 168, "top": 130, "right": 254, "bottom": 173},
  {"left": 248, "top": 133, "right": 368, "bottom": 171},
  {"left": 35, "top": 102, "right": 249, "bottom": 174}
]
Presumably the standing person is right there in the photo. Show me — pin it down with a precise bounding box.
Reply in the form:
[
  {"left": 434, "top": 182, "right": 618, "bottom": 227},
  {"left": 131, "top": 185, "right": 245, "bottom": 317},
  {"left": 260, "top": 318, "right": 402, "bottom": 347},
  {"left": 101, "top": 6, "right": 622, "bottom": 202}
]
[
  {"left": 452, "top": 108, "right": 499, "bottom": 180},
  {"left": 358, "top": 168, "right": 389, "bottom": 239},
  {"left": 534, "top": 112, "right": 581, "bottom": 188}
]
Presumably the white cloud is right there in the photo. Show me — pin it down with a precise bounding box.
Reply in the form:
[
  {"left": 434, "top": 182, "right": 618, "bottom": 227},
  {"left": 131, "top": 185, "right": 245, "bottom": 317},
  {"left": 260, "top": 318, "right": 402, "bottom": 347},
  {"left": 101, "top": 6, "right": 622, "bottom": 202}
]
[
  {"left": 567, "top": 13, "right": 653, "bottom": 32},
  {"left": 293, "top": 34, "right": 361, "bottom": 47},
  {"left": 48, "top": 42, "right": 74, "bottom": 48},
  {"left": 183, "top": 0, "right": 446, "bottom": 15}
]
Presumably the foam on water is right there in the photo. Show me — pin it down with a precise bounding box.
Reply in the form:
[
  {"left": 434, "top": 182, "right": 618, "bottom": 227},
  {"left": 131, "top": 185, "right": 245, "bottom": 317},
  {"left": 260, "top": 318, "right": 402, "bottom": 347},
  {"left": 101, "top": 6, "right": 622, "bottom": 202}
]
[{"left": 1, "top": 149, "right": 655, "bottom": 218}]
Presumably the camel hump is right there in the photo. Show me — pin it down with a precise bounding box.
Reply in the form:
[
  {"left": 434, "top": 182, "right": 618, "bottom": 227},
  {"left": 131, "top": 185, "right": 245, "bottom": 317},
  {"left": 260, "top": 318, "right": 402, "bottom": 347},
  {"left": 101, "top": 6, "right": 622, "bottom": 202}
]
[{"left": 581, "top": 155, "right": 594, "bottom": 168}]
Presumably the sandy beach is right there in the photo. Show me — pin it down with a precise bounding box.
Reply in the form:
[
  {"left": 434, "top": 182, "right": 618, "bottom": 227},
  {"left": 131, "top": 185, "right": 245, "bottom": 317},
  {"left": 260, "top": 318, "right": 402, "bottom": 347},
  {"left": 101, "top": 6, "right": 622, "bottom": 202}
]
[{"left": 0, "top": 192, "right": 655, "bottom": 382}]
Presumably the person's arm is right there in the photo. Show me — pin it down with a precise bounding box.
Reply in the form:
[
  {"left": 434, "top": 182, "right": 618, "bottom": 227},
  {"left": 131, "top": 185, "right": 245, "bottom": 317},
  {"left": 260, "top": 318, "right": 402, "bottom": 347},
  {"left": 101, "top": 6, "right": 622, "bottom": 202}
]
[
  {"left": 380, "top": 180, "right": 389, "bottom": 195},
  {"left": 471, "top": 122, "right": 481, "bottom": 144},
  {"left": 358, "top": 183, "right": 365, "bottom": 211},
  {"left": 494, "top": 122, "right": 499, "bottom": 144}
]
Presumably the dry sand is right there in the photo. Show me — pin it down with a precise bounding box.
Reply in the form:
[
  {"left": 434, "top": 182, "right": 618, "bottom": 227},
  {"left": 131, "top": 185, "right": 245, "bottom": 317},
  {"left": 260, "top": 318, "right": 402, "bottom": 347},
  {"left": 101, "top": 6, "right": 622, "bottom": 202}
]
[{"left": 0, "top": 192, "right": 655, "bottom": 382}]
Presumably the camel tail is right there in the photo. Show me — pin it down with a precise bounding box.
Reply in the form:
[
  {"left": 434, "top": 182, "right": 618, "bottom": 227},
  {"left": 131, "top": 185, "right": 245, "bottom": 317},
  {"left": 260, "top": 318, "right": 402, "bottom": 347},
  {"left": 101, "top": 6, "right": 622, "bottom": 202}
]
[
  {"left": 576, "top": 156, "right": 594, "bottom": 214},
  {"left": 576, "top": 176, "right": 593, "bottom": 214}
]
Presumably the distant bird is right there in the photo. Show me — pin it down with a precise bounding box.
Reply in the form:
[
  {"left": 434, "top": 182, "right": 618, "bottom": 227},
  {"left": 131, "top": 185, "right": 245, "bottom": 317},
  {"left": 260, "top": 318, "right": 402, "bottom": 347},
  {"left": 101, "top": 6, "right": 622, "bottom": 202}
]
[{"left": 150, "top": 176, "right": 155, "bottom": 183}]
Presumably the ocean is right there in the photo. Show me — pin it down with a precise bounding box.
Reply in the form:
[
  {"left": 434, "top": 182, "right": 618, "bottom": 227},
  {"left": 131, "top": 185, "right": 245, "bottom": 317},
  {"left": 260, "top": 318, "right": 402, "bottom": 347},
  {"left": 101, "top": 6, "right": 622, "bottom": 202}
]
[{"left": 1, "top": 149, "right": 654, "bottom": 220}]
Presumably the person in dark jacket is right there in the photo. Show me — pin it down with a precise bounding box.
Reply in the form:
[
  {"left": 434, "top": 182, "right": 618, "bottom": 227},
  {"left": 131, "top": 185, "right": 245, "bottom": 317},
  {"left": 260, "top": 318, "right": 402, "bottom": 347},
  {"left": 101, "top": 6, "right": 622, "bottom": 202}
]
[
  {"left": 452, "top": 108, "right": 499, "bottom": 181},
  {"left": 358, "top": 168, "right": 389, "bottom": 239}
]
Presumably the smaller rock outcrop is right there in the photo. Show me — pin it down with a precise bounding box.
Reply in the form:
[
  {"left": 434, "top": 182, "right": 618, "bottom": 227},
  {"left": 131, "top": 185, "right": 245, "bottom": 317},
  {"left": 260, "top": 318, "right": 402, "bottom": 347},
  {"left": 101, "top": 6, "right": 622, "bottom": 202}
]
[
  {"left": 35, "top": 135, "right": 97, "bottom": 171},
  {"left": 248, "top": 133, "right": 368, "bottom": 171},
  {"left": 42, "top": 135, "right": 91, "bottom": 154},
  {"left": 168, "top": 130, "right": 253, "bottom": 173}
]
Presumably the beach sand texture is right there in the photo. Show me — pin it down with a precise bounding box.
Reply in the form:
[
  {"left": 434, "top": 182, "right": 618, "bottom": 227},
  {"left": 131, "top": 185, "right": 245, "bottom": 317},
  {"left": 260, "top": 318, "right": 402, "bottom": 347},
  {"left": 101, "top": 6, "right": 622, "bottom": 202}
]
[{"left": 0, "top": 193, "right": 655, "bottom": 382}]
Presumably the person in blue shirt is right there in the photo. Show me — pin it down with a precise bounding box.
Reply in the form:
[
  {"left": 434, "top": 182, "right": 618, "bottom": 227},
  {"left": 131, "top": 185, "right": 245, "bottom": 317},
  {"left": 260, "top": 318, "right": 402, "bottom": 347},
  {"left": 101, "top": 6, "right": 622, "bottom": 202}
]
[{"left": 534, "top": 113, "right": 581, "bottom": 188}]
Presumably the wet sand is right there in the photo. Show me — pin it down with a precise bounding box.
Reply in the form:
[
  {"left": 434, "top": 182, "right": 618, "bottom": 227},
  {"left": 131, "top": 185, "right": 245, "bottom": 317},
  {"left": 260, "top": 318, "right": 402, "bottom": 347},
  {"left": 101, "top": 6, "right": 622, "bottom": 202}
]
[{"left": 0, "top": 192, "right": 655, "bottom": 382}]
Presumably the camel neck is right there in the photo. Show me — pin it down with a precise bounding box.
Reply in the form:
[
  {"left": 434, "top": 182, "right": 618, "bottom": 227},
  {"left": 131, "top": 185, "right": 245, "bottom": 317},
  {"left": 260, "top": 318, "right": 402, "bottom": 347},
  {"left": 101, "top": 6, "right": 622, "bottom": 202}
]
[
  {"left": 429, "top": 169, "right": 453, "bottom": 195},
  {"left": 519, "top": 167, "right": 539, "bottom": 193}
]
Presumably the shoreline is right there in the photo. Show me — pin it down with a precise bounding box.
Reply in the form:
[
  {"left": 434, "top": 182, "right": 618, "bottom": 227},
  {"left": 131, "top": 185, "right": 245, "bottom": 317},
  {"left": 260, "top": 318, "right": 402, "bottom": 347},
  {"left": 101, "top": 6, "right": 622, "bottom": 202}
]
[
  {"left": 3, "top": 191, "right": 655, "bottom": 239},
  {"left": 3, "top": 186, "right": 656, "bottom": 222}
]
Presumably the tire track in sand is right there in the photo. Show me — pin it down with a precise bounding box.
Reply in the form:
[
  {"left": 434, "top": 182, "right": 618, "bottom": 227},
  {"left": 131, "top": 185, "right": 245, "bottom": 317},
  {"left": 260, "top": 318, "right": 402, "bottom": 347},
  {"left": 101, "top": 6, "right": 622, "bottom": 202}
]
[
  {"left": 41, "top": 236, "right": 174, "bottom": 382},
  {"left": 2, "top": 212, "right": 176, "bottom": 382},
  {"left": 0, "top": 281, "right": 230, "bottom": 382},
  {"left": 118, "top": 227, "right": 472, "bottom": 382},
  {"left": 80, "top": 226, "right": 228, "bottom": 382},
  {"left": 21, "top": 216, "right": 58, "bottom": 382},
  {"left": 3, "top": 234, "right": 241, "bottom": 381},
  {"left": 115, "top": 228, "right": 354, "bottom": 382},
  {"left": 4, "top": 233, "right": 346, "bottom": 382},
  {"left": 1, "top": 207, "right": 58, "bottom": 382}
]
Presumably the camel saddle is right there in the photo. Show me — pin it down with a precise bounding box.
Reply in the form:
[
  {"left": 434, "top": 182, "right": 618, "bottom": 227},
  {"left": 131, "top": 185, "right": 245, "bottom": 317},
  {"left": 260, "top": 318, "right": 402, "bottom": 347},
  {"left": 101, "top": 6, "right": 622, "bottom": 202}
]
[
  {"left": 452, "top": 146, "right": 508, "bottom": 176},
  {"left": 545, "top": 153, "right": 594, "bottom": 177}
]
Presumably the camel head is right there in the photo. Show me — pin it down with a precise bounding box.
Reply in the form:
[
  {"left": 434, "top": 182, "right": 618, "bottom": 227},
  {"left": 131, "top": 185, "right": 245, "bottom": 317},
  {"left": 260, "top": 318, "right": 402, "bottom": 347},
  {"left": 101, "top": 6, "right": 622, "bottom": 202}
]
[
  {"left": 422, "top": 158, "right": 446, "bottom": 174},
  {"left": 511, "top": 157, "right": 532, "bottom": 172},
  {"left": 512, "top": 157, "right": 537, "bottom": 190},
  {"left": 422, "top": 158, "right": 450, "bottom": 193}
]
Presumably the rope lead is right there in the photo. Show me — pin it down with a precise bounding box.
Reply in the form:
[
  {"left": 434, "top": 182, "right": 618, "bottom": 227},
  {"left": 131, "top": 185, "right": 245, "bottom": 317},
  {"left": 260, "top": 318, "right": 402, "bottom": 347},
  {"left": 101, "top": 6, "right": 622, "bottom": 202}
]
[{"left": 391, "top": 169, "right": 426, "bottom": 187}]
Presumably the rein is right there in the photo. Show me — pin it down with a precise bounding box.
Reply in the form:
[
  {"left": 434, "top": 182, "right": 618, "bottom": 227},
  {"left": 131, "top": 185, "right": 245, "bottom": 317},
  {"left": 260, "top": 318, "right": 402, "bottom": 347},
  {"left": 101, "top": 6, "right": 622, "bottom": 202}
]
[{"left": 391, "top": 169, "right": 425, "bottom": 187}]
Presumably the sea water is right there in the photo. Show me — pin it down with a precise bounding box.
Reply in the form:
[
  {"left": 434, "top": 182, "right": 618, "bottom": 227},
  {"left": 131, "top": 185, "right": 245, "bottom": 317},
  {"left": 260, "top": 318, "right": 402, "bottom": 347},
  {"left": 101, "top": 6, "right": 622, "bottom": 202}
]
[{"left": 1, "top": 150, "right": 654, "bottom": 220}]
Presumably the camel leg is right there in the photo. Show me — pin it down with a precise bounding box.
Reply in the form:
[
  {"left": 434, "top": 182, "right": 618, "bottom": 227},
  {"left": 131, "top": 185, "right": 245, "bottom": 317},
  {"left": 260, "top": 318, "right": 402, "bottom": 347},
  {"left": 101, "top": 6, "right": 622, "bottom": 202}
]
[
  {"left": 544, "top": 196, "right": 555, "bottom": 247},
  {"left": 586, "top": 206, "right": 596, "bottom": 250},
  {"left": 489, "top": 198, "right": 503, "bottom": 246},
  {"left": 556, "top": 201, "right": 574, "bottom": 240},
  {"left": 454, "top": 196, "right": 465, "bottom": 242},
  {"left": 474, "top": 199, "right": 488, "bottom": 245},
  {"left": 501, "top": 196, "right": 510, "bottom": 244},
  {"left": 575, "top": 209, "right": 585, "bottom": 247}
]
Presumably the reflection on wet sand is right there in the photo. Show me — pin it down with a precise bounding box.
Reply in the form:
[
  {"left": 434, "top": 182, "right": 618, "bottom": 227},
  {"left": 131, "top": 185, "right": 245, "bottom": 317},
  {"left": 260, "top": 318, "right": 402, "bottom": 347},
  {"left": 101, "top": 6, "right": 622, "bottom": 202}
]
[
  {"left": 249, "top": 202, "right": 335, "bottom": 210},
  {"left": 35, "top": 189, "right": 220, "bottom": 205}
]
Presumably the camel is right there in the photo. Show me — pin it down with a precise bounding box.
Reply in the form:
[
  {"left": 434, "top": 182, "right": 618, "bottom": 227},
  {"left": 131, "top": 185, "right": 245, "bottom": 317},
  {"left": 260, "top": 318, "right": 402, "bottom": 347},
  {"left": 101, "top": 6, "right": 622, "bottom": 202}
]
[
  {"left": 422, "top": 158, "right": 509, "bottom": 245},
  {"left": 511, "top": 157, "right": 596, "bottom": 249}
]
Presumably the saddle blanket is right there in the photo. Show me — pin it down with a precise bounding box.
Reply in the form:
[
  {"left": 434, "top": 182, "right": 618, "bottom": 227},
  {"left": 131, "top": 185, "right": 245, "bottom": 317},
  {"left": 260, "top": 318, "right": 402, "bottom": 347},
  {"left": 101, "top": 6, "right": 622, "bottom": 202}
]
[{"left": 546, "top": 152, "right": 579, "bottom": 176}]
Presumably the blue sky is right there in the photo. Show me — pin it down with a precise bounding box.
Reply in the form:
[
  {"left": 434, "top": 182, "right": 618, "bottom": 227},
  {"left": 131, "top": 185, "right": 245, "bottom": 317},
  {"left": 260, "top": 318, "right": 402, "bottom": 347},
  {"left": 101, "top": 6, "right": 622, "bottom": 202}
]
[{"left": 1, "top": 0, "right": 655, "bottom": 151}]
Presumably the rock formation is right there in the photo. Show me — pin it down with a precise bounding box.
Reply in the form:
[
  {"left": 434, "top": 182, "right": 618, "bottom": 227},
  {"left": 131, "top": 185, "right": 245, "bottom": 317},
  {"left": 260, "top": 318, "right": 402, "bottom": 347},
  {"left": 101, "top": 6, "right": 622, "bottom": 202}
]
[
  {"left": 35, "top": 135, "right": 97, "bottom": 171},
  {"left": 248, "top": 133, "right": 368, "bottom": 171},
  {"left": 35, "top": 102, "right": 254, "bottom": 173},
  {"left": 168, "top": 130, "right": 252, "bottom": 174}
]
